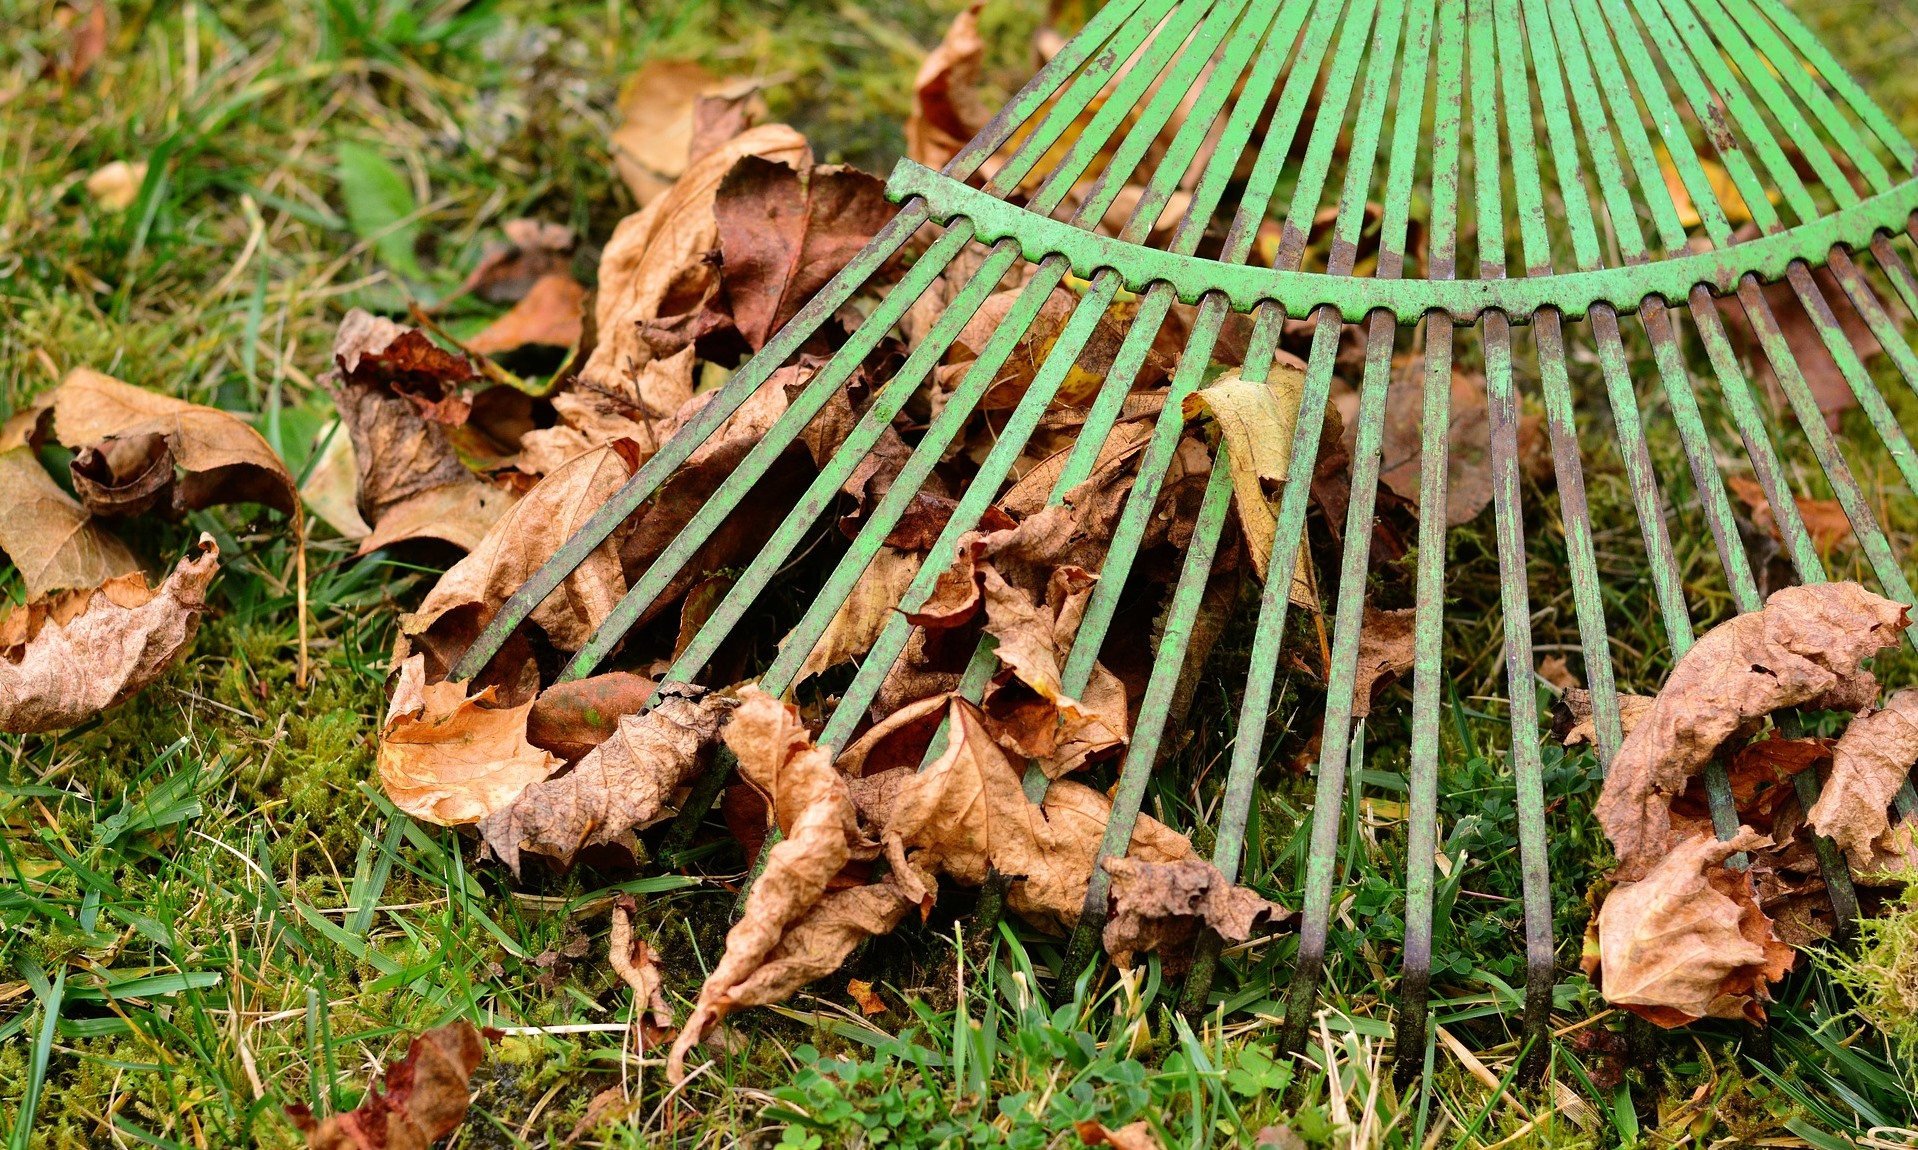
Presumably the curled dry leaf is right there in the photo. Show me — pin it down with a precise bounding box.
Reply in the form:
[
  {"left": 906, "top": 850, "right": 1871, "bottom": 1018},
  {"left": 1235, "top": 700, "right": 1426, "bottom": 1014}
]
[
  {"left": 712, "top": 156, "right": 896, "bottom": 351},
  {"left": 85, "top": 159, "right": 147, "bottom": 211},
  {"left": 610, "top": 895, "right": 677, "bottom": 1050},
  {"left": 403, "top": 441, "right": 639, "bottom": 664},
  {"left": 377, "top": 654, "right": 561, "bottom": 826},
  {"left": 1725, "top": 473, "right": 1851, "bottom": 557},
  {"left": 846, "top": 979, "right": 887, "bottom": 1016},
  {"left": 524, "top": 671, "right": 659, "bottom": 763},
  {"left": 882, "top": 698, "right": 1190, "bottom": 932},
  {"left": 907, "top": 4, "right": 989, "bottom": 171},
  {"left": 1808, "top": 688, "right": 1918, "bottom": 856},
  {"left": 0, "top": 536, "right": 218, "bottom": 734},
  {"left": 326, "top": 310, "right": 516, "bottom": 553},
  {"left": 0, "top": 446, "right": 140, "bottom": 599},
  {"left": 1553, "top": 688, "right": 1655, "bottom": 749},
  {"left": 286, "top": 1022, "right": 487, "bottom": 1150},
  {"left": 478, "top": 684, "right": 735, "bottom": 874},
  {"left": 1101, "top": 856, "right": 1288, "bottom": 974},
  {"left": 1352, "top": 606, "right": 1415, "bottom": 718},
  {"left": 669, "top": 688, "right": 912, "bottom": 1081},
  {"left": 584, "top": 124, "right": 808, "bottom": 401},
  {"left": 1586, "top": 829, "right": 1795, "bottom": 1027},
  {"left": 46, "top": 368, "right": 297, "bottom": 520},
  {"left": 1185, "top": 369, "right": 1315, "bottom": 605},
  {"left": 1594, "top": 582, "right": 1906, "bottom": 880},
  {"left": 460, "top": 218, "right": 576, "bottom": 305}
]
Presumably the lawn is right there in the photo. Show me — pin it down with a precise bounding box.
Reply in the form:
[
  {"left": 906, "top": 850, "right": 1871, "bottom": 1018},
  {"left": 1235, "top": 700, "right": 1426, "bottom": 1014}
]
[{"left": 4, "top": 0, "right": 1918, "bottom": 1147}]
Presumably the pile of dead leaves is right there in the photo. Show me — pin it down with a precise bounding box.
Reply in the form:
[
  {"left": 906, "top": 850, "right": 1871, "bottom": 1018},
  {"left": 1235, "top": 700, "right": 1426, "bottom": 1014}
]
[
  {"left": 1577, "top": 582, "right": 1918, "bottom": 1027},
  {"left": 0, "top": 367, "right": 304, "bottom": 733}
]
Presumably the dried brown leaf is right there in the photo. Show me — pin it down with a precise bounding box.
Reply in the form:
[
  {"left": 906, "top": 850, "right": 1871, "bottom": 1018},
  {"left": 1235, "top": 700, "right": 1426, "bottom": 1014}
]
[
  {"left": 1101, "top": 856, "right": 1288, "bottom": 973},
  {"left": 1589, "top": 829, "right": 1795, "bottom": 1026},
  {"left": 460, "top": 218, "right": 575, "bottom": 305},
  {"left": 0, "top": 536, "right": 217, "bottom": 733},
  {"left": 49, "top": 368, "right": 297, "bottom": 519},
  {"left": 466, "top": 273, "right": 586, "bottom": 357},
  {"left": 377, "top": 654, "right": 562, "bottom": 826},
  {"left": 1595, "top": 582, "right": 1906, "bottom": 880},
  {"left": 610, "top": 895, "right": 677, "bottom": 1050},
  {"left": 478, "top": 683, "right": 734, "bottom": 874},
  {"left": 713, "top": 157, "right": 895, "bottom": 350},
  {"left": 1725, "top": 473, "right": 1851, "bottom": 556},
  {"left": 668, "top": 688, "right": 910, "bottom": 1081},
  {"left": 1186, "top": 369, "right": 1315, "bottom": 605},
  {"left": 85, "top": 160, "right": 146, "bottom": 211},
  {"left": 907, "top": 5, "right": 989, "bottom": 171},
  {"left": 526, "top": 672, "right": 659, "bottom": 763},
  {"left": 1807, "top": 688, "right": 1918, "bottom": 856},
  {"left": 846, "top": 978, "right": 887, "bottom": 1016},
  {"left": 1352, "top": 606, "right": 1415, "bottom": 718},
  {"left": 286, "top": 1022, "right": 487, "bottom": 1150},
  {"left": 791, "top": 546, "right": 921, "bottom": 687},
  {"left": 610, "top": 61, "right": 763, "bottom": 206},
  {"left": 0, "top": 446, "right": 140, "bottom": 598},
  {"left": 1075, "top": 1120, "right": 1164, "bottom": 1150},
  {"left": 1553, "top": 688, "right": 1656, "bottom": 749},
  {"left": 402, "top": 441, "right": 638, "bottom": 662}
]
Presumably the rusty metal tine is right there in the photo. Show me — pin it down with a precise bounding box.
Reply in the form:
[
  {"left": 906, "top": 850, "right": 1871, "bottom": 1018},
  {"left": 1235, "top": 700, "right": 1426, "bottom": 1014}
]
[{"left": 1385, "top": 0, "right": 1459, "bottom": 1084}]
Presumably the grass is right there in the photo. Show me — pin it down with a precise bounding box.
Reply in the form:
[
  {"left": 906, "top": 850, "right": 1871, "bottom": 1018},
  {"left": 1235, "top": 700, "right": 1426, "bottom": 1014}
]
[{"left": 4, "top": 0, "right": 1918, "bottom": 1147}]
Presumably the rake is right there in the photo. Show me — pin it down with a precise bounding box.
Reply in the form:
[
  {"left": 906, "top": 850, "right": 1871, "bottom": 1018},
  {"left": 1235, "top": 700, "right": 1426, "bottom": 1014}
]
[{"left": 453, "top": 0, "right": 1918, "bottom": 1082}]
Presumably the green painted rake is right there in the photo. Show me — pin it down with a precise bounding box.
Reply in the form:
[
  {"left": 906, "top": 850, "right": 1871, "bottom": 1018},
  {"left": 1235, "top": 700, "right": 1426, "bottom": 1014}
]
[{"left": 456, "top": 0, "right": 1918, "bottom": 1081}]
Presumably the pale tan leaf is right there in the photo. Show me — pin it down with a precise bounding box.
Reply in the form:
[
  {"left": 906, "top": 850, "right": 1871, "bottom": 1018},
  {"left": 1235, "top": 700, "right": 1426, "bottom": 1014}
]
[
  {"left": 377, "top": 654, "right": 561, "bottom": 826},
  {"left": 476, "top": 683, "right": 733, "bottom": 873},
  {"left": 610, "top": 895, "right": 677, "bottom": 1050},
  {"left": 288, "top": 1022, "right": 486, "bottom": 1150},
  {"left": 299, "top": 422, "right": 372, "bottom": 540},
  {"left": 791, "top": 546, "right": 921, "bottom": 686},
  {"left": 1808, "top": 688, "right": 1918, "bottom": 855},
  {"left": 0, "top": 535, "right": 217, "bottom": 733},
  {"left": 0, "top": 446, "right": 140, "bottom": 599},
  {"left": 1591, "top": 829, "right": 1795, "bottom": 1026},
  {"left": 1075, "top": 1120, "right": 1164, "bottom": 1150},
  {"left": 1186, "top": 368, "right": 1314, "bottom": 604},
  {"left": 402, "top": 442, "right": 637, "bottom": 659},
  {"left": 50, "top": 368, "right": 297, "bottom": 518},
  {"left": 1594, "top": 582, "right": 1906, "bottom": 880},
  {"left": 85, "top": 160, "right": 146, "bottom": 211},
  {"left": 1101, "top": 856, "right": 1288, "bottom": 972},
  {"left": 609, "top": 62, "right": 763, "bottom": 206},
  {"left": 1553, "top": 688, "right": 1655, "bottom": 749}
]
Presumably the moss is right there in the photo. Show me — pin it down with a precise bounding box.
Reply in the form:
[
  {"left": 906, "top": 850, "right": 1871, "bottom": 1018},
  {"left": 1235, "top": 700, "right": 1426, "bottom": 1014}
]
[{"left": 1822, "top": 884, "right": 1918, "bottom": 1063}]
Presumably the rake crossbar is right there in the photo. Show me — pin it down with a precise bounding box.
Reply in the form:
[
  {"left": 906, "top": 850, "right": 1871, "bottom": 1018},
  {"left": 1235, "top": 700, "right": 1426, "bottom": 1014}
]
[{"left": 456, "top": 0, "right": 1918, "bottom": 1079}]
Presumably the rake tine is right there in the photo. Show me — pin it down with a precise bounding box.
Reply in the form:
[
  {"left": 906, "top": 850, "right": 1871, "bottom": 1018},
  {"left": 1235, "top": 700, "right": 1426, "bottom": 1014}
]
[
  {"left": 447, "top": 0, "right": 1168, "bottom": 682},
  {"left": 1740, "top": 0, "right": 1917, "bottom": 178},
  {"left": 1386, "top": 0, "right": 1458, "bottom": 1086}
]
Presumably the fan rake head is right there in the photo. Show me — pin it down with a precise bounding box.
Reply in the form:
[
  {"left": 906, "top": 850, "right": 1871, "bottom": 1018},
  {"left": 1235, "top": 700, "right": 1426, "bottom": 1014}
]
[{"left": 455, "top": 0, "right": 1918, "bottom": 1081}]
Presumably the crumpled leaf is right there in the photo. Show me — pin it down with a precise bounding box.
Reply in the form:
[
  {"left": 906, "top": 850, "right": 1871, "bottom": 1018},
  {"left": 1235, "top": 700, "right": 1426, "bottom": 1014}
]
[
  {"left": 478, "top": 683, "right": 735, "bottom": 874},
  {"left": 907, "top": 5, "right": 989, "bottom": 171},
  {"left": 610, "top": 895, "right": 677, "bottom": 1050},
  {"left": 402, "top": 441, "right": 639, "bottom": 665},
  {"left": 668, "top": 688, "right": 911, "bottom": 1081},
  {"left": 1594, "top": 582, "right": 1906, "bottom": 880},
  {"left": 1352, "top": 606, "right": 1415, "bottom": 718},
  {"left": 583, "top": 123, "right": 807, "bottom": 401},
  {"left": 44, "top": 368, "right": 297, "bottom": 520},
  {"left": 1101, "top": 856, "right": 1289, "bottom": 973},
  {"left": 610, "top": 61, "right": 763, "bottom": 207},
  {"left": 286, "top": 1022, "right": 487, "bottom": 1150},
  {"left": 847, "top": 979, "right": 887, "bottom": 1016},
  {"left": 85, "top": 159, "right": 146, "bottom": 211},
  {"left": 0, "top": 446, "right": 140, "bottom": 598},
  {"left": 466, "top": 273, "right": 586, "bottom": 358},
  {"left": 1185, "top": 369, "right": 1315, "bottom": 605},
  {"left": 377, "top": 654, "right": 562, "bottom": 826},
  {"left": 882, "top": 698, "right": 1190, "bottom": 932},
  {"left": 791, "top": 546, "right": 921, "bottom": 687},
  {"left": 1553, "top": 688, "right": 1656, "bottom": 749},
  {"left": 459, "top": 218, "right": 575, "bottom": 305},
  {"left": 1357, "top": 361, "right": 1496, "bottom": 527},
  {"left": 325, "top": 310, "right": 516, "bottom": 553},
  {"left": 1586, "top": 829, "right": 1795, "bottom": 1026},
  {"left": 1808, "top": 688, "right": 1918, "bottom": 856},
  {"left": 0, "top": 536, "right": 218, "bottom": 734},
  {"left": 712, "top": 156, "right": 896, "bottom": 351}
]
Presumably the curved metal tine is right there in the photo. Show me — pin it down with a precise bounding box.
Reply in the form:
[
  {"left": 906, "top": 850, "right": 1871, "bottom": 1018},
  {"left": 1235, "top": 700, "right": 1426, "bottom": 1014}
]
[
  {"left": 1640, "top": 0, "right": 1918, "bottom": 619},
  {"left": 1740, "top": 0, "right": 1917, "bottom": 178},
  {"left": 1461, "top": 0, "right": 1555, "bottom": 1083},
  {"left": 446, "top": 1, "right": 1159, "bottom": 683},
  {"left": 563, "top": 0, "right": 1227, "bottom": 685},
  {"left": 1606, "top": 0, "right": 1865, "bottom": 919},
  {"left": 913, "top": 0, "right": 1320, "bottom": 767},
  {"left": 1650, "top": 0, "right": 1918, "bottom": 517},
  {"left": 1505, "top": 0, "right": 1625, "bottom": 770},
  {"left": 1069, "top": 0, "right": 1417, "bottom": 993},
  {"left": 1387, "top": 0, "right": 1460, "bottom": 1088}
]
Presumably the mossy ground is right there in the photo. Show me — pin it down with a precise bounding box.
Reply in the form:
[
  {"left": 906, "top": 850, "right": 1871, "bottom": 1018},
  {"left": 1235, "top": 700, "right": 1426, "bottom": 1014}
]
[{"left": 3, "top": 0, "right": 1918, "bottom": 1146}]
